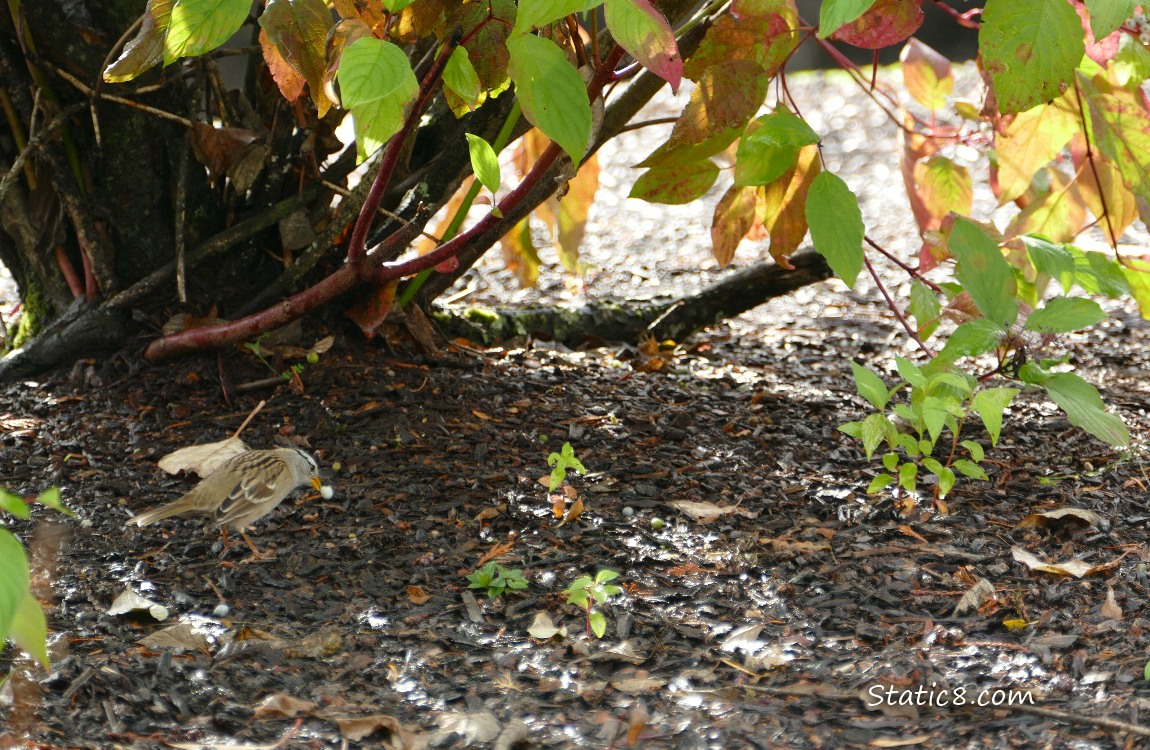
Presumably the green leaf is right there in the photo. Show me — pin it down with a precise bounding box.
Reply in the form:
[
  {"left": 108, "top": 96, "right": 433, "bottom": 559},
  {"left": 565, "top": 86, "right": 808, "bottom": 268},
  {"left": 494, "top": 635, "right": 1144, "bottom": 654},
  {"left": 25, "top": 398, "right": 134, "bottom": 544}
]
[
  {"left": 921, "top": 456, "right": 944, "bottom": 476},
  {"left": 734, "top": 109, "right": 820, "bottom": 187},
  {"left": 604, "top": 0, "right": 682, "bottom": 92},
  {"left": 921, "top": 396, "right": 948, "bottom": 445},
  {"left": 949, "top": 218, "right": 1018, "bottom": 327},
  {"left": 338, "top": 37, "right": 419, "bottom": 160},
  {"left": 882, "top": 452, "right": 899, "bottom": 471},
  {"left": 465, "top": 134, "right": 501, "bottom": 195},
  {"left": 1040, "top": 372, "right": 1130, "bottom": 446},
  {"left": 1085, "top": 0, "right": 1137, "bottom": 40},
  {"left": 444, "top": 45, "right": 484, "bottom": 113},
  {"left": 937, "top": 319, "right": 1004, "bottom": 362},
  {"left": 34, "top": 488, "right": 70, "bottom": 516},
  {"left": 806, "top": 171, "right": 864, "bottom": 288},
  {"left": 0, "top": 490, "right": 29, "bottom": 519},
  {"left": 960, "top": 440, "right": 985, "bottom": 462},
  {"left": 589, "top": 610, "right": 607, "bottom": 638},
  {"left": 838, "top": 421, "right": 863, "bottom": 438},
  {"left": 629, "top": 161, "right": 720, "bottom": 204},
  {"left": 1024, "top": 297, "right": 1107, "bottom": 333},
  {"left": 164, "top": 0, "right": 251, "bottom": 64},
  {"left": 953, "top": 459, "right": 988, "bottom": 480},
  {"left": 909, "top": 280, "right": 941, "bottom": 338},
  {"left": 1023, "top": 235, "right": 1076, "bottom": 293},
  {"left": 861, "top": 412, "right": 894, "bottom": 459},
  {"left": 1070, "top": 245, "right": 1129, "bottom": 298},
  {"left": 971, "top": 387, "right": 1019, "bottom": 445},
  {"left": 926, "top": 371, "right": 974, "bottom": 400},
  {"left": 0, "top": 531, "right": 31, "bottom": 644},
  {"left": 1122, "top": 261, "right": 1150, "bottom": 321},
  {"left": 979, "top": 0, "right": 1084, "bottom": 115},
  {"left": 898, "top": 462, "right": 917, "bottom": 493},
  {"left": 595, "top": 569, "right": 620, "bottom": 583},
  {"left": 850, "top": 361, "right": 890, "bottom": 410},
  {"left": 383, "top": 0, "right": 418, "bottom": 11},
  {"left": 894, "top": 356, "right": 926, "bottom": 388},
  {"left": 936, "top": 466, "right": 956, "bottom": 497},
  {"left": 507, "top": 34, "right": 592, "bottom": 163},
  {"left": 817, "top": 0, "right": 879, "bottom": 39},
  {"left": 896, "top": 433, "right": 920, "bottom": 456},
  {"left": 867, "top": 473, "right": 895, "bottom": 494},
  {"left": 512, "top": 0, "right": 600, "bottom": 37},
  {"left": 9, "top": 591, "right": 49, "bottom": 669}
]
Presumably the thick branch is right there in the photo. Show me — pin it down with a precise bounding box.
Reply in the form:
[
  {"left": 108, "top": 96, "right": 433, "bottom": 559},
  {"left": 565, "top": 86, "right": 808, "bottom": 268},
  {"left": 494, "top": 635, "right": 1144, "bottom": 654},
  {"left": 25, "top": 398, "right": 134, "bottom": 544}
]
[
  {"left": 141, "top": 212, "right": 431, "bottom": 361},
  {"left": 435, "top": 248, "right": 832, "bottom": 345}
]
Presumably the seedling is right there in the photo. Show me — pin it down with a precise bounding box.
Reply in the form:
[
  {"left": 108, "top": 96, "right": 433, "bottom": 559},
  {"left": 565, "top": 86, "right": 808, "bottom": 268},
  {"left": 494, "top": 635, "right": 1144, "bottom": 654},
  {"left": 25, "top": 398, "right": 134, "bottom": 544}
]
[
  {"left": 547, "top": 442, "right": 586, "bottom": 492},
  {"left": 466, "top": 562, "right": 528, "bottom": 598},
  {"left": 839, "top": 357, "right": 1013, "bottom": 509},
  {"left": 565, "top": 569, "right": 622, "bottom": 638}
]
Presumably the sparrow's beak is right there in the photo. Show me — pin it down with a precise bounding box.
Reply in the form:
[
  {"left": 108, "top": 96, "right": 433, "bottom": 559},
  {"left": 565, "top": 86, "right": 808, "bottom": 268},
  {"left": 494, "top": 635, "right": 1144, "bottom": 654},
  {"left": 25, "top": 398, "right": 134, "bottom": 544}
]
[{"left": 311, "top": 476, "right": 323, "bottom": 490}]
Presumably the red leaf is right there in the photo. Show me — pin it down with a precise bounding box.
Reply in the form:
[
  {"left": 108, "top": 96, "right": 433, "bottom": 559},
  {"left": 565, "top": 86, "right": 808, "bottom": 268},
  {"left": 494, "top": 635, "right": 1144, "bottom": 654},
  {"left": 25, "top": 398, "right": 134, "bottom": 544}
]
[{"left": 830, "top": 0, "right": 924, "bottom": 49}]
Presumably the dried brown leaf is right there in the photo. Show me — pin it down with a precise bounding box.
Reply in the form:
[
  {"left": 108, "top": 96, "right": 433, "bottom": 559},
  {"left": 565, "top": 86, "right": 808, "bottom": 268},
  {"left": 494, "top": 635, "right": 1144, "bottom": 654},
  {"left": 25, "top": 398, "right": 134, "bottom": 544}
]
[
  {"left": 252, "top": 693, "right": 317, "bottom": 720},
  {"left": 158, "top": 437, "right": 250, "bottom": 477}
]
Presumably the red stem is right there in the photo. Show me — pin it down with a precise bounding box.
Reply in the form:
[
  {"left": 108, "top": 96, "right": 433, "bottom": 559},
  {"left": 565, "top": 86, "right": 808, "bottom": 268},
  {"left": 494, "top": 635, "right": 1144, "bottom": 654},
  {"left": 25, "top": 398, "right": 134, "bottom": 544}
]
[
  {"left": 345, "top": 40, "right": 457, "bottom": 262},
  {"left": 80, "top": 242, "right": 97, "bottom": 298},
  {"left": 54, "top": 245, "right": 84, "bottom": 299},
  {"left": 928, "top": 0, "right": 982, "bottom": 29}
]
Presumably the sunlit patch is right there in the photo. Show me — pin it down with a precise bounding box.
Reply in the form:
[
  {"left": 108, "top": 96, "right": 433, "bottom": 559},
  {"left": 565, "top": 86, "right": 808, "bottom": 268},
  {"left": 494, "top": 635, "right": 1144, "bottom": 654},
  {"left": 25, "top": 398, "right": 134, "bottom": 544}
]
[{"left": 358, "top": 608, "right": 389, "bottom": 630}]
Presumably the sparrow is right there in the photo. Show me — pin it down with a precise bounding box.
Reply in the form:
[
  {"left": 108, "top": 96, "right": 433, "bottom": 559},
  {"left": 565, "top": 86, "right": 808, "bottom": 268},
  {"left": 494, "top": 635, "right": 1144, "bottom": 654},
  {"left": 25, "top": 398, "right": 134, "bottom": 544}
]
[{"left": 128, "top": 447, "right": 323, "bottom": 558}]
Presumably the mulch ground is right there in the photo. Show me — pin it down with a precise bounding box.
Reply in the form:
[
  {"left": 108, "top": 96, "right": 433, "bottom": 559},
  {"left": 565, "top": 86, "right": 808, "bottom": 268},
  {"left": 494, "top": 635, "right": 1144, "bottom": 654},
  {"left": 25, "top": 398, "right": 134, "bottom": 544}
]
[{"left": 1, "top": 299, "right": 1148, "bottom": 748}]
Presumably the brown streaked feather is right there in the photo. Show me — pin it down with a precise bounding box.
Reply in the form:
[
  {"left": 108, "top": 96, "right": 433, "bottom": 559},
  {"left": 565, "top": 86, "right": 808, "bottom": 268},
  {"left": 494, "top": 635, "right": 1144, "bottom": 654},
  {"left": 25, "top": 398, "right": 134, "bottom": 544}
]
[{"left": 127, "top": 448, "right": 320, "bottom": 532}]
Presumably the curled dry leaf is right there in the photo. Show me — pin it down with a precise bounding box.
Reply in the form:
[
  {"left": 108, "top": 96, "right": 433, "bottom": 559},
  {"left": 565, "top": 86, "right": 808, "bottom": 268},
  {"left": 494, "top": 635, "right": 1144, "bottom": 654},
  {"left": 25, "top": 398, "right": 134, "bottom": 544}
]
[
  {"left": 252, "top": 693, "right": 317, "bottom": 720},
  {"left": 1100, "top": 586, "right": 1122, "bottom": 621},
  {"left": 1016, "top": 507, "right": 1107, "bottom": 532},
  {"left": 432, "top": 712, "right": 501, "bottom": 745},
  {"left": 953, "top": 577, "right": 996, "bottom": 616},
  {"left": 139, "top": 622, "right": 208, "bottom": 653},
  {"left": 494, "top": 719, "right": 529, "bottom": 750},
  {"left": 669, "top": 499, "right": 742, "bottom": 522},
  {"left": 527, "top": 611, "right": 565, "bottom": 639},
  {"left": 158, "top": 436, "right": 249, "bottom": 477},
  {"left": 333, "top": 714, "right": 416, "bottom": 745},
  {"left": 1011, "top": 547, "right": 1113, "bottom": 578},
  {"left": 108, "top": 589, "right": 169, "bottom": 621},
  {"left": 610, "top": 676, "right": 667, "bottom": 694}
]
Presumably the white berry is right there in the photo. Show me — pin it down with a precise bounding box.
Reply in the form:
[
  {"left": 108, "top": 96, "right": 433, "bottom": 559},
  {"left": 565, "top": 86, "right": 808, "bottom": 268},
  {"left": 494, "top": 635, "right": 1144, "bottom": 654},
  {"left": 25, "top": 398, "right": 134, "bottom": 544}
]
[{"left": 319, "top": 485, "right": 335, "bottom": 500}]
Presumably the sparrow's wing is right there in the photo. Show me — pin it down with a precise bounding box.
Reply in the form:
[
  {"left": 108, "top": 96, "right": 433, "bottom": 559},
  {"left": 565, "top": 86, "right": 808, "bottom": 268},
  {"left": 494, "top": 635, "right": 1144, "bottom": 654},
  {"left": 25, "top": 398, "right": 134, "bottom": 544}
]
[{"left": 214, "top": 453, "right": 291, "bottom": 527}]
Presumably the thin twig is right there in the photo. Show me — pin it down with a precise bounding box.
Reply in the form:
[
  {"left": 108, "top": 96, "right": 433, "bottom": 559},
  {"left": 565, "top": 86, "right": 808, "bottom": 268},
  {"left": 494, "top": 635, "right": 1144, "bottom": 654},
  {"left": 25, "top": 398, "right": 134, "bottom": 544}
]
[
  {"left": 0, "top": 102, "right": 85, "bottom": 207},
  {"left": 46, "top": 62, "right": 197, "bottom": 128},
  {"left": 232, "top": 400, "right": 266, "bottom": 438}
]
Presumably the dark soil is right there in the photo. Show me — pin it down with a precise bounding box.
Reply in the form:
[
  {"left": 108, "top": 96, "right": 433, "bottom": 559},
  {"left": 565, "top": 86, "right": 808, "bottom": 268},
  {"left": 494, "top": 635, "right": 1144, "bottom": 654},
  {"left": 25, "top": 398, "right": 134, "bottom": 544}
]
[{"left": 3, "top": 69, "right": 1150, "bottom": 749}]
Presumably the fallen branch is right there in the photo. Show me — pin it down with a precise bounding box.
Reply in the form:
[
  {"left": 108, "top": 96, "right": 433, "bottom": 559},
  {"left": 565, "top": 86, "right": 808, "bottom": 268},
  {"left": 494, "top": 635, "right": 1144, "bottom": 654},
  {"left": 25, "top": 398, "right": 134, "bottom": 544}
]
[{"left": 434, "top": 248, "right": 832, "bottom": 346}]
